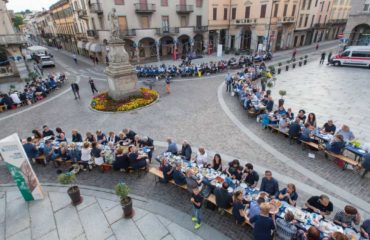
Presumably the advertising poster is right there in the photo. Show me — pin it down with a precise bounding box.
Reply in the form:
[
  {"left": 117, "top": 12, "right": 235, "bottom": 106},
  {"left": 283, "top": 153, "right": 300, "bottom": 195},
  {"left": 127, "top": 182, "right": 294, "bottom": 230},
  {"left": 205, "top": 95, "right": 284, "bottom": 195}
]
[{"left": 0, "top": 133, "right": 43, "bottom": 201}]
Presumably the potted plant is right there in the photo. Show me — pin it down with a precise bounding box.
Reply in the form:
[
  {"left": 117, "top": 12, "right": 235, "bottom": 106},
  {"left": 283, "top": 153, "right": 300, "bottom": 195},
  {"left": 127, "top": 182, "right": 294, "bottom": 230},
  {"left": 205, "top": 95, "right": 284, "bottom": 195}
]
[
  {"left": 277, "top": 62, "right": 282, "bottom": 74},
  {"left": 279, "top": 90, "right": 287, "bottom": 99},
  {"left": 58, "top": 172, "right": 82, "bottom": 206},
  {"left": 286, "top": 60, "right": 290, "bottom": 71},
  {"left": 268, "top": 65, "right": 276, "bottom": 75},
  {"left": 304, "top": 55, "right": 308, "bottom": 65},
  {"left": 115, "top": 182, "right": 133, "bottom": 218},
  {"left": 298, "top": 57, "right": 303, "bottom": 67},
  {"left": 267, "top": 81, "right": 274, "bottom": 89}
]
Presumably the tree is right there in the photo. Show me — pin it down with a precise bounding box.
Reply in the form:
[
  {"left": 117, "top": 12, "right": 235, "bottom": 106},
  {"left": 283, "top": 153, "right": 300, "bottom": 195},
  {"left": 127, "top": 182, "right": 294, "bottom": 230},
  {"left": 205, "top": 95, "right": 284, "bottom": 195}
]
[{"left": 13, "top": 15, "right": 24, "bottom": 30}]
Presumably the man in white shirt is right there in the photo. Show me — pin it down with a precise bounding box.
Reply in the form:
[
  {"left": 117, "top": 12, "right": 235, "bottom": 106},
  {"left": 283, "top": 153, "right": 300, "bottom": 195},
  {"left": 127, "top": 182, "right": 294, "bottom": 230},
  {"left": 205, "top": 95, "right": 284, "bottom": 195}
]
[{"left": 10, "top": 92, "right": 21, "bottom": 104}]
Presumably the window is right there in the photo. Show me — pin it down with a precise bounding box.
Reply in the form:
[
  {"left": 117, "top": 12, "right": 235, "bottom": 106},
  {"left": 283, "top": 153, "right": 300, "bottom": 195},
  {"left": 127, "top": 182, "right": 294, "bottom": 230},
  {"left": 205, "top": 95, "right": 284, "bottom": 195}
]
[
  {"left": 341, "top": 51, "right": 350, "bottom": 57},
  {"left": 323, "top": 15, "right": 327, "bottom": 23},
  {"left": 364, "top": 4, "right": 370, "bottom": 11},
  {"left": 161, "top": 0, "right": 168, "bottom": 7},
  {"left": 327, "top": 2, "right": 330, "bottom": 11},
  {"left": 307, "top": 0, "right": 312, "bottom": 10},
  {"left": 73, "top": 1, "right": 79, "bottom": 11},
  {"left": 352, "top": 51, "right": 370, "bottom": 57},
  {"left": 299, "top": 14, "right": 303, "bottom": 27},
  {"left": 260, "top": 4, "right": 266, "bottom": 18},
  {"left": 245, "top": 6, "right": 250, "bottom": 18},
  {"left": 213, "top": 8, "right": 217, "bottom": 20},
  {"left": 292, "top": 5, "right": 296, "bottom": 16},
  {"left": 315, "top": 0, "right": 318, "bottom": 7},
  {"left": 224, "top": 8, "right": 227, "bottom": 20},
  {"left": 311, "top": 15, "right": 315, "bottom": 27},
  {"left": 180, "top": 16, "right": 187, "bottom": 27},
  {"left": 140, "top": 16, "right": 149, "bottom": 28},
  {"left": 321, "top": 2, "right": 324, "bottom": 11},
  {"left": 196, "top": 15, "right": 202, "bottom": 27},
  {"left": 273, "top": 4, "right": 279, "bottom": 17},
  {"left": 302, "top": 0, "right": 306, "bottom": 10},
  {"left": 196, "top": 0, "right": 202, "bottom": 8},
  {"left": 114, "top": 0, "right": 124, "bottom": 5},
  {"left": 304, "top": 14, "right": 309, "bottom": 27},
  {"left": 161, "top": 16, "right": 169, "bottom": 31},
  {"left": 118, "top": 16, "right": 127, "bottom": 31},
  {"left": 318, "top": 15, "right": 321, "bottom": 23},
  {"left": 283, "top": 4, "right": 288, "bottom": 17},
  {"left": 232, "top": 8, "right": 236, "bottom": 20},
  {"left": 80, "top": 0, "right": 86, "bottom": 9}
]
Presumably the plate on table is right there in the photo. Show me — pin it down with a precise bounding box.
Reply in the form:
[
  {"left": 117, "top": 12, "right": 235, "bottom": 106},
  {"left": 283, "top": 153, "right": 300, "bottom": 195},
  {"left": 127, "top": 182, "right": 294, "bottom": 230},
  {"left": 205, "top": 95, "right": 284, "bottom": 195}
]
[
  {"left": 358, "top": 149, "right": 366, "bottom": 153},
  {"left": 269, "top": 202, "right": 279, "bottom": 214},
  {"left": 240, "top": 183, "right": 247, "bottom": 188},
  {"left": 227, "top": 187, "right": 234, "bottom": 193},
  {"left": 319, "top": 221, "right": 343, "bottom": 235}
]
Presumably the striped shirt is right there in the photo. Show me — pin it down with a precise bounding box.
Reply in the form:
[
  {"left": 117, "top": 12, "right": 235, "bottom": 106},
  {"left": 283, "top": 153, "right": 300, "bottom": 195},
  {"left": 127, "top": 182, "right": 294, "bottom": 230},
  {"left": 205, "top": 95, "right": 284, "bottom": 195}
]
[{"left": 276, "top": 218, "right": 297, "bottom": 240}]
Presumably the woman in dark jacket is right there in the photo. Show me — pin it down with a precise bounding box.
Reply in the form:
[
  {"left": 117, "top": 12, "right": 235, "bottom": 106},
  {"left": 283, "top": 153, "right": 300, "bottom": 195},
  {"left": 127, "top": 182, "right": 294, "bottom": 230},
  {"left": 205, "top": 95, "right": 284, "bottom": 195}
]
[
  {"left": 128, "top": 145, "right": 148, "bottom": 170},
  {"left": 113, "top": 146, "right": 130, "bottom": 172},
  {"left": 181, "top": 140, "right": 192, "bottom": 161}
]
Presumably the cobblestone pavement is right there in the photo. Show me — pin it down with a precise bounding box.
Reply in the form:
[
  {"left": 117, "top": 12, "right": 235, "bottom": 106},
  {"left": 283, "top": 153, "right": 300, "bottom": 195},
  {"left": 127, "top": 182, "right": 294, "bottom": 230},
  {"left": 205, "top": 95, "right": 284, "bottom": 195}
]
[
  {"left": 0, "top": 186, "right": 230, "bottom": 240},
  {"left": 0, "top": 41, "right": 369, "bottom": 239}
]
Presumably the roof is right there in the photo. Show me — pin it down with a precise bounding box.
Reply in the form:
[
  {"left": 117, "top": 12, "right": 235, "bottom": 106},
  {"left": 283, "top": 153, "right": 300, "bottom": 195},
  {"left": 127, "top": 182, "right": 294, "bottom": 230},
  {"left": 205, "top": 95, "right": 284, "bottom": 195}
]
[{"left": 49, "top": 0, "right": 69, "bottom": 10}]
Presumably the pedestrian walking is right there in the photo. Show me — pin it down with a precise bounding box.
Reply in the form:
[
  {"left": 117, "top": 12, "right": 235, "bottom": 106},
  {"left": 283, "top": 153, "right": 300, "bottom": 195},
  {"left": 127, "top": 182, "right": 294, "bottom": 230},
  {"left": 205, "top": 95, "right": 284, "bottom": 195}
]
[
  {"left": 316, "top": 43, "right": 319, "bottom": 50},
  {"left": 225, "top": 72, "right": 232, "bottom": 92},
  {"left": 327, "top": 52, "right": 332, "bottom": 65},
  {"left": 90, "top": 55, "right": 96, "bottom": 65},
  {"left": 320, "top": 52, "right": 326, "bottom": 64},
  {"left": 73, "top": 54, "right": 77, "bottom": 64},
  {"left": 165, "top": 75, "right": 171, "bottom": 94},
  {"left": 292, "top": 48, "right": 297, "bottom": 61},
  {"left": 190, "top": 187, "right": 203, "bottom": 230},
  {"left": 89, "top": 78, "right": 98, "bottom": 95},
  {"left": 71, "top": 82, "right": 80, "bottom": 99}
]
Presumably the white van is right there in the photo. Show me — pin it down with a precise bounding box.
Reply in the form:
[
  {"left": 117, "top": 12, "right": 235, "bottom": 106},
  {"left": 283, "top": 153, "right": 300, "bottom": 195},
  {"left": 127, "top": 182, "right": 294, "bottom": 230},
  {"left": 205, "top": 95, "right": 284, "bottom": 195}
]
[
  {"left": 331, "top": 46, "right": 370, "bottom": 68},
  {"left": 40, "top": 56, "right": 55, "bottom": 68}
]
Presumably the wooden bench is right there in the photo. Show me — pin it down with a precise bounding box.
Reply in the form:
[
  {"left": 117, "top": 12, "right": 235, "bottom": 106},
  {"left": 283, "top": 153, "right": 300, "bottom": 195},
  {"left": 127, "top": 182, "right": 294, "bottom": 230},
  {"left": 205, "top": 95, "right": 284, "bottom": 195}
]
[
  {"left": 301, "top": 141, "right": 320, "bottom": 151},
  {"left": 247, "top": 109, "right": 259, "bottom": 118},
  {"left": 0, "top": 104, "right": 6, "bottom": 112},
  {"left": 324, "top": 150, "right": 359, "bottom": 169},
  {"left": 268, "top": 124, "right": 289, "bottom": 136}
]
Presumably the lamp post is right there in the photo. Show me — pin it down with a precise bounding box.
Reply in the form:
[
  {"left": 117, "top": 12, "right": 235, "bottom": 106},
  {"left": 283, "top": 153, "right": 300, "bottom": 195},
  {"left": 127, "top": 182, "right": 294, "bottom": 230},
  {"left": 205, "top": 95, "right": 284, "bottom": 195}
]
[{"left": 266, "top": 0, "right": 279, "bottom": 52}]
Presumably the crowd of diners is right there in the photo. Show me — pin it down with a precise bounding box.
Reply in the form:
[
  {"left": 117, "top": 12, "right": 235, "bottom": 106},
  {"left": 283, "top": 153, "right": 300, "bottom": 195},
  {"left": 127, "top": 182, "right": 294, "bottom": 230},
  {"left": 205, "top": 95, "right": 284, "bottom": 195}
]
[
  {"left": 0, "top": 73, "right": 66, "bottom": 111},
  {"left": 157, "top": 147, "right": 370, "bottom": 239},
  {"left": 228, "top": 71, "right": 370, "bottom": 176}
]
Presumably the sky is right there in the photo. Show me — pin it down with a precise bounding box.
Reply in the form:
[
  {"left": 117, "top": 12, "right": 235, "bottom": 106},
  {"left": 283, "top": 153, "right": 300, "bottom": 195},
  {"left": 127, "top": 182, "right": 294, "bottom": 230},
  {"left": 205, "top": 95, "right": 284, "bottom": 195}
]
[{"left": 6, "top": 0, "right": 56, "bottom": 12}]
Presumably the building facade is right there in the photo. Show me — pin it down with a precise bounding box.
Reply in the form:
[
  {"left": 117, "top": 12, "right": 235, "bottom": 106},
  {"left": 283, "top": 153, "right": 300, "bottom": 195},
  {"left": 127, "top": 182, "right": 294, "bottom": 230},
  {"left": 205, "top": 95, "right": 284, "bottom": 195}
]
[
  {"left": 327, "top": 0, "right": 351, "bottom": 41},
  {"left": 0, "top": 0, "right": 27, "bottom": 81},
  {"left": 344, "top": 0, "right": 370, "bottom": 45},
  {"left": 50, "top": 0, "right": 78, "bottom": 53}
]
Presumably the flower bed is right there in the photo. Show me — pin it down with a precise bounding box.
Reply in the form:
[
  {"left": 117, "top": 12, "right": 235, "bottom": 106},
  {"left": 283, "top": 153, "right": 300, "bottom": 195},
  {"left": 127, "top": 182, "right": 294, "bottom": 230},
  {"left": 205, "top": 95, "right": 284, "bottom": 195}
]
[{"left": 91, "top": 88, "right": 158, "bottom": 112}]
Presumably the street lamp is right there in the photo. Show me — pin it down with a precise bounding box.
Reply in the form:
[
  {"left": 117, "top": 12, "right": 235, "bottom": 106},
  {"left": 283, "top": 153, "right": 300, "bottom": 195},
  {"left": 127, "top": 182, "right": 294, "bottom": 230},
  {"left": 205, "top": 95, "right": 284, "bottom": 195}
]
[{"left": 266, "top": 0, "right": 279, "bottom": 52}]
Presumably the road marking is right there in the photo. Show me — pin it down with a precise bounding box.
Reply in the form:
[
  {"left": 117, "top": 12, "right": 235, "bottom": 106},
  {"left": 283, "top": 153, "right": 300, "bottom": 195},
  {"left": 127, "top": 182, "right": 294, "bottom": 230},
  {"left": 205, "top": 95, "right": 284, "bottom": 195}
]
[
  {"left": 0, "top": 76, "right": 80, "bottom": 122},
  {"left": 216, "top": 78, "right": 370, "bottom": 216}
]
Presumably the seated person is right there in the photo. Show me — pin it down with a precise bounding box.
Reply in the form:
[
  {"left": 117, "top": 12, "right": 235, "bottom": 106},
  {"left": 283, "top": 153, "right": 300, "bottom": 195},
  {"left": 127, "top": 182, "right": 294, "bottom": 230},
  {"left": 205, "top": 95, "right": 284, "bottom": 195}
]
[
  {"left": 137, "top": 136, "right": 154, "bottom": 163},
  {"left": 297, "top": 109, "right": 306, "bottom": 123},
  {"left": 58, "top": 142, "right": 70, "bottom": 161},
  {"left": 269, "top": 111, "right": 280, "bottom": 125},
  {"left": 23, "top": 137, "right": 39, "bottom": 161},
  {"left": 322, "top": 120, "right": 336, "bottom": 135},
  {"left": 299, "top": 123, "right": 314, "bottom": 142},
  {"left": 248, "top": 197, "right": 265, "bottom": 219},
  {"left": 180, "top": 140, "right": 192, "bottom": 161},
  {"left": 243, "top": 163, "right": 259, "bottom": 188},
  {"left": 214, "top": 182, "right": 233, "bottom": 211},
  {"left": 276, "top": 211, "right": 297, "bottom": 240},
  {"left": 292, "top": 226, "right": 321, "bottom": 240},
  {"left": 42, "top": 125, "right": 55, "bottom": 140},
  {"left": 91, "top": 142, "right": 103, "bottom": 166},
  {"left": 166, "top": 137, "right": 178, "bottom": 155},
  {"left": 192, "top": 147, "right": 208, "bottom": 167},
  {"left": 85, "top": 132, "right": 96, "bottom": 143},
  {"left": 337, "top": 125, "right": 355, "bottom": 142},
  {"left": 232, "top": 190, "right": 248, "bottom": 224},
  {"left": 286, "top": 108, "right": 294, "bottom": 121},
  {"left": 160, "top": 157, "right": 173, "bottom": 183},
  {"left": 333, "top": 205, "right": 361, "bottom": 228},
  {"left": 276, "top": 183, "right": 298, "bottom": 206},
  {"left": 55, "top": 127, "right": 66, "bottom": 143},
  {"left": 128, "top": 145, "right": 148, "bottom": 171},
  {"left": 324, "top": 134, "right": 345, "bottom": 154},
  {"left": 266, "top": 96, "right": 274, "bottom": 112},
  {"left": 212, "top": 154, "right": 223, "bottom": 172},
  {"left": 43, "top": 140, "right": 59, "bottom": 164},
  {"left": 278, "top": 114, "right": 290, "bottom": 133},
  {"left": 71, "top": 129, "right": 83, "bottom": 142},
  {"left": 249, "top": 202, "right": 275, "bottom": 240},
  {"left": 107, "top": 131, "right": 119, "bottom": 144},
  {"left": 96, "top": 130, "right": 107, "bottom": 145},
  {"left": 185, "top": 168, "right": 203, "bottom": 194},
  {"left": 305, "top": 194, "right": 333, "bottom": 216},
  {"left": 359, "top": 153, "right": 370, "bottom": 178},
  {"left": 113, "top": 147, "right": 129, "bottom": 172},
  {"left": 360, "top": 219, "right": 370, "bottom": 239},
  {"left": 260, "top": 170, "right": 279, "bottom": 197},
  {"left": 225, "top": 159, "right": 243, "bottom": 181},
  {"left": 306, "top": 113, "right": 317, "bottom": 128},
  {"left": 80, "top": 142, "right": 92, "bottom": 170},
  {"left": 288, "top": 117, "right": 302, "bottom": 140},
  {"left": 172, "top": 162, "right": 187, "bottom": 185},
  {"left": 68, "top": 143, "right": 81, "bottom": 163}
]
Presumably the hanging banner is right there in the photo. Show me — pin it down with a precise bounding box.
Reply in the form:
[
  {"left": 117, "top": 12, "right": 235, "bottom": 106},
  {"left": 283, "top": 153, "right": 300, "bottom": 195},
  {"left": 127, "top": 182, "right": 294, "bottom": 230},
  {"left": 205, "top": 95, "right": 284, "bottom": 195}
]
[{"left": 0, "top": 133, "right": 43, "bottom": 201}]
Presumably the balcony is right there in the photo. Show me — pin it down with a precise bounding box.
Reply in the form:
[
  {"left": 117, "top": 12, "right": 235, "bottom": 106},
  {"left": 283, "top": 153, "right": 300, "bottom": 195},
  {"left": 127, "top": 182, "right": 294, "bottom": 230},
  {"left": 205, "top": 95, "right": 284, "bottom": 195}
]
[
  {"left": 278, "top": 17, "right": 295, "bottom": 24},
  {"left": 328, "top": 19, "right": 347, "bottom": 24},
  {"left": 314, "top": 23, "right": 327, "bottom": 29},
  {"left": 156, "top": 27, "right": 179, "bottom": 35},
  {"left": 176, "top": 5, "right": 194, "bottom": 14},
  {"left": 90, "top": 3, "right": 103, "bottom": 15},
  {"left": 87, "top": 29, "right": 98, "bottom": 38},
  {"left": 0, "top": 34, "right": 26, "bottom": 46},
  {"left": 77, "top": 9, "right": 88, "bottom": 19},
  {"left": 193, "top": 26, "right": 208, "bottom": 33},
  {"left": 233, "top": 18, "right": 257, "bottom": 25},
  {"left": 134, "top": 3, "right": 156, "bottom": 14},
  {"left": 120, "top": 29, "right": 136, "bottom": 37},
  {"left": 75, "top": 32, "right": 87, "bottom": 40}
]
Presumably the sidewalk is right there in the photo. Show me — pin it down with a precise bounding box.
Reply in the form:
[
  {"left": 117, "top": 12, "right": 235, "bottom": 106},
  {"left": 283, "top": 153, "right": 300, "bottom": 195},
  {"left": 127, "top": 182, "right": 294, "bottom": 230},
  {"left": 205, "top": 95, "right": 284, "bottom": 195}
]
[{"left": 0, "top": 184, "right": 229, "bottom": 240}]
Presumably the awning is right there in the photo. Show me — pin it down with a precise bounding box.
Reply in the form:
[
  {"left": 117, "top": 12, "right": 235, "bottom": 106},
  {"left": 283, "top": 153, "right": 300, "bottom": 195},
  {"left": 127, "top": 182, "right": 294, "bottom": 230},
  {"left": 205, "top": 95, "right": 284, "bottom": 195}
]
[
  {"left": 85, "top": 42, "right": 92, "bottom": 50},
  {"left": 89, "top": 43, "right": 102, "bottom": 52},
  {"left": 77, "top": 41, "right": 86, "bottom": 49}
]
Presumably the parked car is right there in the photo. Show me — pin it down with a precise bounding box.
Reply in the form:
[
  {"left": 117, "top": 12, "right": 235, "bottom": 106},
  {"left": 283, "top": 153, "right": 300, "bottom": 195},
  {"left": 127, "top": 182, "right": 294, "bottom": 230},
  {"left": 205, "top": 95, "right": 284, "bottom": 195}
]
[
  {"left": 40, "top": 56, "right": 55, "bottom": 68},
  {"left": 331, "top": 46, "right": 370, "bottom": 68}
]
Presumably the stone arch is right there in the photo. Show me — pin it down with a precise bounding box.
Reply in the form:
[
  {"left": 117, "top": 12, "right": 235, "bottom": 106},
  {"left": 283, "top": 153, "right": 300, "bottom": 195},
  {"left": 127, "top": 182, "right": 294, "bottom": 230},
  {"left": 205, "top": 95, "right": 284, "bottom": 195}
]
[
  {"left": 0, "top": 47, "right": 15, "bottom": 77},
  {"left": 177, "top": 34, "right": 190, "bottom": 57},
  {"left": 193, "top": 34, "right": 204, "bottom": 54},
  {"left": 123, "top": 39, "right": 136, "bottom": 60},
  {"left": 349, "top": 23, "right": 370, "bottom": 46},
  {"left": 240, "top": 27, "right": 252, "bottom": 51},
  {"left": 159, "top": 36, "right": 174, "bottom": 57},
  {"left": 138, "top": 37, "right": 157, "bottom": 59}
]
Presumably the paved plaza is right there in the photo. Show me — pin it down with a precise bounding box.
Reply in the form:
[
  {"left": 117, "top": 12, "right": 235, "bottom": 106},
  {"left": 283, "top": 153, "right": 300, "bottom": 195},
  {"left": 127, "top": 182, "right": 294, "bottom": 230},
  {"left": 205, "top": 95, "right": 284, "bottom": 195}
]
[{"left": 0, "top": 41, "right": 369, "bottom": 240}]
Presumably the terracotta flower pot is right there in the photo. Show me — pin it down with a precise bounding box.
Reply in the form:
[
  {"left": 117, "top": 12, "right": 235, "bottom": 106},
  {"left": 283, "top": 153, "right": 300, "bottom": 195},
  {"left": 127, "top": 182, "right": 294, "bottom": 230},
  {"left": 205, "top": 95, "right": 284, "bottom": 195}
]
[
  {"left": 68, "top": 186, "right": 82, "bottom": 206},
  {"left": 121, "top": 196, "right": 133, "bottom": 218}
]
